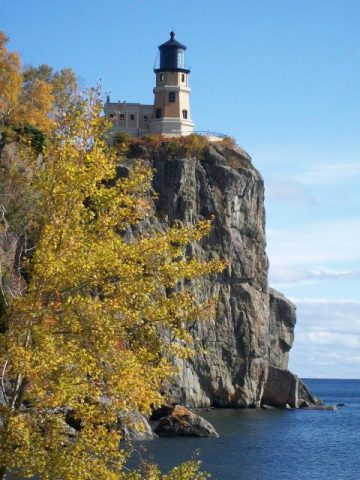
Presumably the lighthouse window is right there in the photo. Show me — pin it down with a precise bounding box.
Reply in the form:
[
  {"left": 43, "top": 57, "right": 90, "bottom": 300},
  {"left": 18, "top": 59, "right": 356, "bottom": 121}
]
[
  {"left": 169, "top": 92, "right": 176, "bottom": 102},
  {"left": 181, "top": 73, "right": 185, "bottom": 82},
  {"left": 182, "top": 109, "right": 188, "bottom": 119},
  {"left": 159, "top": 73, "right": 164, "bottom": 82},
  {"left": 156, "top": 108, "right": 162, "bottom": 119},
  {"left": 177, "top": 50, "right": 184, "bottom": 69}
]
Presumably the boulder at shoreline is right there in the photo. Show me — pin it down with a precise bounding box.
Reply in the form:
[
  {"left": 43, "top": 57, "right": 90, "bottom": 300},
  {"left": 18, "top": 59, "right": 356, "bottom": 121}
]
[{"left": 154, "top": 405, "right": 219, "bottom": 438}]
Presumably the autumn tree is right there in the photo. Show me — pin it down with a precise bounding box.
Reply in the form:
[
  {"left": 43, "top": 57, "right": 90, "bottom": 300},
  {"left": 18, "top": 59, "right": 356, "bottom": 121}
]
[
  {"left": 0, "top": 32, "right": 22, "bottom": 125},
  {"left": 0, "top": 88, "right": 222, "bottom": 479},
  {"left": 0, "top": 31, "right": 77, "bottom": 134},
  {"left": 18, "top": 64, "right": 78, "bottom": 132}
]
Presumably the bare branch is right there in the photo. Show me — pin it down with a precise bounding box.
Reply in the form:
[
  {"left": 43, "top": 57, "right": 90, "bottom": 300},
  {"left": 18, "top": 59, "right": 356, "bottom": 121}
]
[{"left": 0, "top": 360, "right": 9, "bottom": 406}]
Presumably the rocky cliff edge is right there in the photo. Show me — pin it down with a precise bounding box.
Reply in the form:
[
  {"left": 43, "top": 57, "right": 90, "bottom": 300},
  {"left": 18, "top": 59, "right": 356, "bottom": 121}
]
[
  {"left": 0, "top": 141, "right": 321, "bottom": 410},
  {"left": 123, "top": 141, "right": 321, "bottom": 409}
]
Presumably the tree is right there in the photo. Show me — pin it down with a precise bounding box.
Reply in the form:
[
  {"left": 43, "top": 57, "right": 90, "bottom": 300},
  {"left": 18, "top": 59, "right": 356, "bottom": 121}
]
[
  {"left": 0, "top": 32, "right": 22, "bottom": 125},
  {"left": 0, "top": 31, "right": 78, "bottom": 134},
  {"left": 16, "top": 77, "right": 54, "bottom": 133},
  {"left": 20, "top": 64, "right": 78, "bottom": 129},
  {"left": 0, "top": 88, "right": 223, "bottom": 479}
]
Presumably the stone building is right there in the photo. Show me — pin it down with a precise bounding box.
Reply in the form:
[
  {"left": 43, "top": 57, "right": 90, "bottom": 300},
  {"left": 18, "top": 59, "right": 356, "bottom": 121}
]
[{"left": 104, "top": 32, "right": 195, "bottom": 138}]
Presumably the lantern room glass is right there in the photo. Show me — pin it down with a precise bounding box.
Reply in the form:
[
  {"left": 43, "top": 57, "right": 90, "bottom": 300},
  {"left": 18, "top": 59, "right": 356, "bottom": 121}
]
[{"left": 177, "top": 50, "right": 185, "bottom": 69}]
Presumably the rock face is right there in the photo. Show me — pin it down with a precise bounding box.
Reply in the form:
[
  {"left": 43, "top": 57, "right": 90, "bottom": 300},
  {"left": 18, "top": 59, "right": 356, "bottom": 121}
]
[
  {"left": 128, "top": 142, "right": 306, "bottom": 408},
  {"left": 297, "top": 378, "right": 324, "bottom": 407},
  {"left": 148, "top": 144, "right": 270, "bottom": 407},
  {"left": 0, "top": 143, "right": 40, "bottom": 311},
  {"left": 117, "top": 411, "right": 157, "bottom": 440},
  {"left": 268, "top": 289, "right": 296, "bottom": 370},
  {"left": 0, "top": 144, "right": 20, "bottom": 297},
  {"left": 154, "top": 405, "right": 219, "bottom": 438},
  {"left": 262, "top": 365, "right": 298, "bottom": 408},
  {"left": 0, "top": 140, "right": 321, "bottom": 411}
]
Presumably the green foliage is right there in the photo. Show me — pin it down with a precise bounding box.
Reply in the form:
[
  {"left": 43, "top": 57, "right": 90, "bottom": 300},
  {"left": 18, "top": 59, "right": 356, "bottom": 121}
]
[
  {"left": 0, "top": 126, "right": 17, "bottom": 146},
  {"left": 1, "top": 123, "right": 45, "bottom": 153},
  {"left": 12, "top": 124, "right": 46, "bottom": 153}
]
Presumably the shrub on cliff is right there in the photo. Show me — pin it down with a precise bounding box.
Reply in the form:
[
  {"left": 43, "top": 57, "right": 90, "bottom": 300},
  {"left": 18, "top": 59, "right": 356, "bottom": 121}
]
[{"left": 117, "top": 133, "right": 210, "bottom": 161}]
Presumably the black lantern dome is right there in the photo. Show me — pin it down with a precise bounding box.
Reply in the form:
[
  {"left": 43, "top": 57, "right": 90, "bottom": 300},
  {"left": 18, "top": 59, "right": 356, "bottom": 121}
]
[{"left": 154, "top": 31, "right": 190, "bottom": 73}]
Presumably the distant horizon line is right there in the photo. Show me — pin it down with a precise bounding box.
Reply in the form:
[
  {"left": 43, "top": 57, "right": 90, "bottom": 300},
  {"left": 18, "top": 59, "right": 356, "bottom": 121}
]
[{"left": 301, "top": 377, "right": 360, "bottom": 381}]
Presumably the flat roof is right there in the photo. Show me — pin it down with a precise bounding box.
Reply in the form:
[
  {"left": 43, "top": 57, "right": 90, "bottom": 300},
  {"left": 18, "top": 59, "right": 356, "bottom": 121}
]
[{"left": 105, "top": 102, "right": 153, "bottom": 108}]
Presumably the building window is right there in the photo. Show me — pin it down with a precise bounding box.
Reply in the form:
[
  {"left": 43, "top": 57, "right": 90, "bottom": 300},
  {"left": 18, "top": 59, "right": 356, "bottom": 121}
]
[
  {"left": 130, "top": 114, "right": 135, "bottom": 121},
  {"left": 109, "top": 113, "right": 115, "bottom": 119},
  {"left": 159, "top": 73, "right": 164, "bottom": 82},
  {"left": 119, "top": 113, "right": 125, "bottom": 121},
  {"left": 143, "top": 115, "right": 148, "bottom": 122},
  {"left": 156, "top": 108, "right": 162, "bottom": 119},
  {"left": 169, "top": 92, "right": 176, "bottom": 103},
  {"left": 182, "top": 109, "right": 188, "bottom": 119},
  {"left": 181, "top": 74, "right": 185, "bottom": 82}
]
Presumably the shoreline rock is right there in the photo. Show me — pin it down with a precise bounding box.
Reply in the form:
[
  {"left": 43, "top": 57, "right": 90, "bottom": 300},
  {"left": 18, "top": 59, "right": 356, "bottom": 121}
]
[
  {"left": 154, "top": 405, "right": 219, "bottom": 438},
  {"left": 262, "top": 365, "right": 325, "bottom": 409},
  {"left": 117, "top": 411, "right": 157, "bottom": 441}
]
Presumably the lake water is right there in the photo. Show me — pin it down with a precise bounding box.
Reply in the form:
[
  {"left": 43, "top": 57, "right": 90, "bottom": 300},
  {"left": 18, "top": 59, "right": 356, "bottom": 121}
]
[{"left": 132, "top": 379, "right": 360, "bottom": 479}]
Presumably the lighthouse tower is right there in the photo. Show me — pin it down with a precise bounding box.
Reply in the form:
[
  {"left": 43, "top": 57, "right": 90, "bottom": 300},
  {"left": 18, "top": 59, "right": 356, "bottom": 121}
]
[{"left": 150, "top": 32, "right": 195, "bottom": 136}]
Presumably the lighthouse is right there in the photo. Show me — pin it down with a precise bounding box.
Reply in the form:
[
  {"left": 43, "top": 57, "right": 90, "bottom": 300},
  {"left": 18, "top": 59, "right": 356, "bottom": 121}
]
[
  {"left": 150, "top": 31, "right": 195, "bottom": 136},
  {"left": 104, "top": 32, "right": 195, "bottom": 138}
]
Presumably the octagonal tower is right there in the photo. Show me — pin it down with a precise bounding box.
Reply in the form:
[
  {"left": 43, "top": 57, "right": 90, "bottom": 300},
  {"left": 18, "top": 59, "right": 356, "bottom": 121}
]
[{"left": 150, "top": 32, "right": 195, "bottom": 136}]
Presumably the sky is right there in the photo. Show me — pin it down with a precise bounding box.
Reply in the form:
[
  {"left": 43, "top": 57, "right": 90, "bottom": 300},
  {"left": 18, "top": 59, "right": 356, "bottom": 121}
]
[{"left": 2, "top": 0, "right": 360, "bottom": 378}]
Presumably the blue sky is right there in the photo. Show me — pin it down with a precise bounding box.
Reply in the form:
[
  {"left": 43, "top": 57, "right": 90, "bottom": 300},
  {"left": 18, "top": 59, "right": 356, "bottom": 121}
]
[{"left": 3, "top": 0, "right": 360, "bottom": 378}]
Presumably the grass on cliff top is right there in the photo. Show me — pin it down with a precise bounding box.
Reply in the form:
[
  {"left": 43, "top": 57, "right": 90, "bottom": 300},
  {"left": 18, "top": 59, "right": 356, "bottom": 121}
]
[{"left": 114, "top": 132, "right": 236, "bottom": 159}]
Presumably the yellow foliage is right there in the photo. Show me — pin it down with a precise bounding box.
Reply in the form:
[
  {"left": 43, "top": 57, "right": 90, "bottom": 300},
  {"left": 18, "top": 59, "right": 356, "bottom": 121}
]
[
  {"left": 0, "top": 31, "right": 78, "bottom": 135},
  {"left": 0, "top": 32, "right": 22, "bottom": 123},
  {"left": 16, "top": 78, "right": 54, "bottom": 133},
  {"left": 0, "top": 88, "right": 224, "bottom": 478}
]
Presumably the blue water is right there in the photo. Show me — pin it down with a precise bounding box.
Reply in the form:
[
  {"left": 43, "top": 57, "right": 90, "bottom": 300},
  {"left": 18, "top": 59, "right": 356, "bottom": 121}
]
[{"left": 132, "top": 379, "right": 360, "bottom": 480}]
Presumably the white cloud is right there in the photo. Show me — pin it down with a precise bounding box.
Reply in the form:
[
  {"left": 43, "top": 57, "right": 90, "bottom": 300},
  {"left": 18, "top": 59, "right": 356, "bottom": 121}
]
[
  {"left": 270, "top": 266, "right": 360, "bottom": 287},
  {"left": 297, "top": 330, "right": 360, "bottom": 349},
  {"left": 294, "top": 162, "right": 360, "bottom": 186},
  {"left": 288, "top": 299, "right": 360, "bottom": 378},
  {"left": 291, "top": 298, "right": 360, "bottom": 306},
  {"left": 267, "top": 218, "right": 360, "bottom": 266},
  {"left": 293, "top": 299, "right": 360, "bottom": 334},
  {"left": 265, "top": 179, "right": 317, "bottom": 204}
]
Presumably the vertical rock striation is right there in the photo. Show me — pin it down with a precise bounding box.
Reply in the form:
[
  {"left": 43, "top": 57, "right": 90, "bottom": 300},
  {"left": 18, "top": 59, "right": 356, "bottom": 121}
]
[
  {"left": 0, "top": 140, "right": 320, "bottom": 410},
  {"left": 130, "top": 142, "right": 317, "bottom": 408},
  {"left": 149, "top": 144, "right": 269, "bottom": 407},
  {"left": 268, "top": 288, "right": 296, "bottom": 370}
]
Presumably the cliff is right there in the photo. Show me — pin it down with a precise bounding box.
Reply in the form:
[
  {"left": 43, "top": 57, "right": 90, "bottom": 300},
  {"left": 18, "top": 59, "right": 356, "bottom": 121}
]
[
  {"left": 123, "top": 141, "right": 320, "bottom": 409},
  {"left": 0, "top": 140, "right": 320, "bottom": 410}
]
